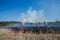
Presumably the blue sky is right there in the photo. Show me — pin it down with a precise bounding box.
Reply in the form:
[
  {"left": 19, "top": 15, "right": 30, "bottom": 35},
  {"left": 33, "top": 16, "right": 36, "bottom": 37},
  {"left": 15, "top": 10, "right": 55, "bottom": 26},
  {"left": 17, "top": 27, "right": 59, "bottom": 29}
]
[{"left": 0, "top": 0, "right": 60, "bottom": 22}]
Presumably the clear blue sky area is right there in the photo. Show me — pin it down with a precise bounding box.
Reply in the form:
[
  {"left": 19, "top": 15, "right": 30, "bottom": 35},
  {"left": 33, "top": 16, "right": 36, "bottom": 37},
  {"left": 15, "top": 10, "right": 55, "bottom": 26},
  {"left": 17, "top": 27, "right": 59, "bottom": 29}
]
[{"left": 0, "top": 0, "right": 60, "bottom": 22}]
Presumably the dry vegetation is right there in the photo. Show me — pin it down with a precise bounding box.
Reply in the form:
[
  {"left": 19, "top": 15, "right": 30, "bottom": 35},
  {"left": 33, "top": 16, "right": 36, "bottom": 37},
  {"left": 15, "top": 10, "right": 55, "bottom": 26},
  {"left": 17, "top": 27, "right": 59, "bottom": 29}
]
[{"left": 0, "top": 29, "right": 60, "bottom": 40}]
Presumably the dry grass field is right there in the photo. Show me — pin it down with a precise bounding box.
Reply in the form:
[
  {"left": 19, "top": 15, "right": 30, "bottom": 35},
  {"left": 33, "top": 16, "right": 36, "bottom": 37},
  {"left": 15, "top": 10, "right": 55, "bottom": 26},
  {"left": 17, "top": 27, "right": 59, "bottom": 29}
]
[{"left": 0, "top": 29, "right": 60, "bottom": 40}]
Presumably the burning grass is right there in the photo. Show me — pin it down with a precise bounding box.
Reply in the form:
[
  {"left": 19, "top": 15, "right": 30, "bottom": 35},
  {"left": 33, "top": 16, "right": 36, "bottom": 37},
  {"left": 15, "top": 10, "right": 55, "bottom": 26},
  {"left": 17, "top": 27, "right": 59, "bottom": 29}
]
[{"left": 0, "top": 29, "right": 60, "bottom": 40}]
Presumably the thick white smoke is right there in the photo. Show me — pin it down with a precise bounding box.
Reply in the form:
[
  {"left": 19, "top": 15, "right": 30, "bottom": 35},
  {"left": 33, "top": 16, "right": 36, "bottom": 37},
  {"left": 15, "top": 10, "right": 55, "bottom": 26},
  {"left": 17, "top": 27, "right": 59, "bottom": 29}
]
[{"left": 18, "top": 6, "right": 45, "bottom": 23}]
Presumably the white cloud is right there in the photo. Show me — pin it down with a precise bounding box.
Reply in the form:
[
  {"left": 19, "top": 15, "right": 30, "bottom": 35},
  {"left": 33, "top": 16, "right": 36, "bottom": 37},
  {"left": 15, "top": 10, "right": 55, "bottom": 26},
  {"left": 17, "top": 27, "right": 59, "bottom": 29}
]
[{"left": 18, "top": 6, "right": 45, "bottom": 23}]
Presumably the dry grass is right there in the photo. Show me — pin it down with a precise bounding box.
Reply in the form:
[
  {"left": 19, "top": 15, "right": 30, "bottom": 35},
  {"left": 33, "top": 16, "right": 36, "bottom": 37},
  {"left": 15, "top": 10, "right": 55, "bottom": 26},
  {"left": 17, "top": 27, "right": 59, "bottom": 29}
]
[{"left": 0, "top": 29, "right": 60, "bottom": 40}]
